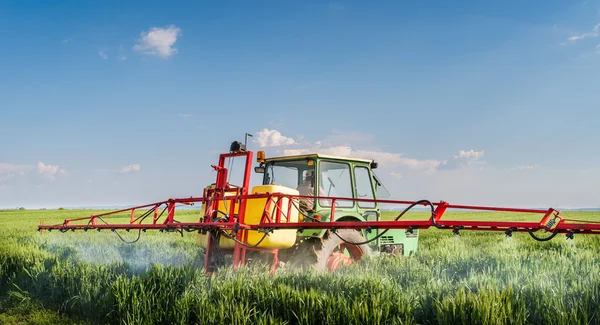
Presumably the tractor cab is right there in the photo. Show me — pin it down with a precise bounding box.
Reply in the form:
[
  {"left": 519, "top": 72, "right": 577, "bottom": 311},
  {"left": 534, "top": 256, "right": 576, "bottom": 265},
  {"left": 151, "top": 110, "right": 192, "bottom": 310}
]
[
  {"left": 254, "top": 151, "right": 418, "bottom": 257},
  {"left": 255, "top": 152, "right": 386, "bottom": 215}
]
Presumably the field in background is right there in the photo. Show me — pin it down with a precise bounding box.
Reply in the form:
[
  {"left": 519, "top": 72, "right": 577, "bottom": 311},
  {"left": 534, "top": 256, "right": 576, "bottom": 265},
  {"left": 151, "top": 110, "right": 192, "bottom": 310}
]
[{"left": 2, "top": 209, "right": 600, "bottom": 324}]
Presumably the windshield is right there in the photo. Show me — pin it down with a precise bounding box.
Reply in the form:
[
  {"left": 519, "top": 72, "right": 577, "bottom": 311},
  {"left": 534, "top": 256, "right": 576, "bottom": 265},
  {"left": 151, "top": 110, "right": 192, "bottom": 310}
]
[
  {"left": 264, "top": 160, "right": 314, "bottom": 190},
  {"left": 372, "top": 171, "right": 391, "bottom": 198}
]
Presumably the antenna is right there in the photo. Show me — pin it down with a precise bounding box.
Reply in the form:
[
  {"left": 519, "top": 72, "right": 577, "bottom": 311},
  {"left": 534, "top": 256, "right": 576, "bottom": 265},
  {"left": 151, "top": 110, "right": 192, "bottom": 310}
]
[{"left": 245, "top": 132, "right": 253, "bottom": 148}]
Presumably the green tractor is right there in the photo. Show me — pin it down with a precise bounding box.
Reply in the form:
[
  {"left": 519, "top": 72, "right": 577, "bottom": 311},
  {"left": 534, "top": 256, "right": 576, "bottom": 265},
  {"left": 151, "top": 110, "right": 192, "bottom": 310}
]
[{"left": 253, "top": 152, "right": 419, "bottom": 272}]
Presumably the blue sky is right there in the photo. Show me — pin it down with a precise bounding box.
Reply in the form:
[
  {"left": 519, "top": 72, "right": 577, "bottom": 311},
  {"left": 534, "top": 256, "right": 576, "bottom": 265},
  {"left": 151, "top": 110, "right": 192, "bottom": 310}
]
[{"left": 1, "top": 0, "right": 599, "bottom": 209}]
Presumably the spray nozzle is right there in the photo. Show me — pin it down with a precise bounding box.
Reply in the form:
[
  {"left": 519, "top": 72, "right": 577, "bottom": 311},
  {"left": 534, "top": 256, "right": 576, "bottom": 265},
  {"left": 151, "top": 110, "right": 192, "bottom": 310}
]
[
  {"left": 453, "top": 226, "right": 464, "bottom": 236},
  {"left": 505, "top": 228, "right": 517, "bottom": 238},
  {"left": 566, "top": 231, "right": 575, "bottom": 240}
]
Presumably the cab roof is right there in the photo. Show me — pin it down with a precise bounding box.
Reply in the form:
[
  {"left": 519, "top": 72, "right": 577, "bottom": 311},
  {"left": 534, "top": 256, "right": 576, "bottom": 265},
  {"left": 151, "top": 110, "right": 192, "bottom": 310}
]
[{"left": 263, "top": 153, "right": 375, "bottom": 164}]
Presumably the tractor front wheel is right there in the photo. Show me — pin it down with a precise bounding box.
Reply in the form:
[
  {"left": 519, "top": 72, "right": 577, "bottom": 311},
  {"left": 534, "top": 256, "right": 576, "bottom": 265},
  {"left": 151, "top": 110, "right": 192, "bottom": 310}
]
[{"left": 314, "top": 229, "right": 371, "bottom": 272}]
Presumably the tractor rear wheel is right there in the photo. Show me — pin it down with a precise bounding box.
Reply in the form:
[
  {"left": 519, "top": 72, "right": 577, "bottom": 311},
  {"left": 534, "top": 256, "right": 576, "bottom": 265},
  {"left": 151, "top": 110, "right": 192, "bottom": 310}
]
[{"left": 313, "top": 229, "right": 372, "bottom": 272}]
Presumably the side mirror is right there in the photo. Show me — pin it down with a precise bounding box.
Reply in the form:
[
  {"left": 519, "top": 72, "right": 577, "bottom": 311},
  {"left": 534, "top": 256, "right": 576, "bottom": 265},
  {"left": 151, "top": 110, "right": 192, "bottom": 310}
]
[
  {"left": 370, "top": 161, "right": 378, "bottom": 169},
  {"left": 254, "top": 166, "right": 265, "bottom": 173}
]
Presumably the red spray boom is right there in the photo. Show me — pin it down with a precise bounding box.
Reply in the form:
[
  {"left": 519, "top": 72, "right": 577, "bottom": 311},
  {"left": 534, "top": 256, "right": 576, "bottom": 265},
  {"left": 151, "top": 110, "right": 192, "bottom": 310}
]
[{"left": 38, "top": 147, "right": 600, "bottom": 273}]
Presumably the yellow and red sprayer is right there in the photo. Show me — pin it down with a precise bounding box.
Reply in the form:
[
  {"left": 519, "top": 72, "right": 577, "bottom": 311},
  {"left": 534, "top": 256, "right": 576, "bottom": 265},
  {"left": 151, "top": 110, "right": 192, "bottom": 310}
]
[{"left": 38, "top": 138, "right": 600, "bottom": 274}]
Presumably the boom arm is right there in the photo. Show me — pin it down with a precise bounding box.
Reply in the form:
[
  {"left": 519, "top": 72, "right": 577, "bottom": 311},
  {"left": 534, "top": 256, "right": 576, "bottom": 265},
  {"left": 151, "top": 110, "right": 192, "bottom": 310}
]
[
  {"left": 38, "top": 194, "right": 600, "bottom": 236},
  {"left": 37, "top": 147, "right": 600, "bottom": 274}
]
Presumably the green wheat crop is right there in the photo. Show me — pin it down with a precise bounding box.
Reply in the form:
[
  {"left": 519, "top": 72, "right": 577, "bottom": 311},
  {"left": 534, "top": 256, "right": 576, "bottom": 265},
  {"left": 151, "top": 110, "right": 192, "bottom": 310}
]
[{"left": 1, "top": 209, "right": 600, "bottom": 324}]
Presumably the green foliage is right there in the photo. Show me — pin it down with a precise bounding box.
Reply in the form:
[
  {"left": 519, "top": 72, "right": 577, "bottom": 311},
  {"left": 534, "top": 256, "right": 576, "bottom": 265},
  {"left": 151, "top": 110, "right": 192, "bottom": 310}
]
[
  {"left": 0, "top": 296, "right": 89, "bottom": 325},
  {"left": 1, "top": 209, "right": 600, "bottom": 324},
  {"left": 58, "top": 207, "right": 65, "bottom": 210}
]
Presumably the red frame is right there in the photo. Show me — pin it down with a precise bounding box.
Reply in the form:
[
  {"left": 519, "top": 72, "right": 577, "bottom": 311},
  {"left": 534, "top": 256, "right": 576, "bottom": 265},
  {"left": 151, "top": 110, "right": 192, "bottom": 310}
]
[{"left": 38, "top": 148, "right": 600, "bottom": 274}]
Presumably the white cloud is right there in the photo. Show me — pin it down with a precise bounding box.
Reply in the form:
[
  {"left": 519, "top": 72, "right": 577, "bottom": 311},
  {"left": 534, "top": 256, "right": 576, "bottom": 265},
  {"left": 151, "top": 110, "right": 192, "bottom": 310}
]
[
  {"left": 0, "top": 163, "right": 32, "bottom": 182},
  {"left": 265, "top": 129, "right": 484, "bottom": 172},
  {"left": 566, "top": 23, "right": 600, "bottom": 42},
  {"left": 177, "top": 113, "right": 193, "bottom": 118},
  {"left": 254, "top": 129, "right": 296, "bottom": 147},
  {"left": 1, "top": 162, "right": 70, "bottom": 182},
  {"left": 457, "top": 149, "right": 484, "bottom": 160},
  {"left": 569, "top": 35, "right": 585, "bottom": 41},
  {"left": 438, "top": 150, "right": 485, "bottom": 170},
  {"left": 37, "top": 162, "right": 68, "bottom": 181},
  {"left": 133, "top": 25, "right": 181, "bottom": 58},
  {"left": 351, "top": 149, "right": 441, "bottom": 171},
  {"left": 98, "top": 49, "right": 108, "bottom": 60},
  {"left": 0, "top": 163, "right": 31, "bottom": 173},
  {"left": 120, "top": 164, "right": 141, "bottom": 174},
  {"left": 283, "top": 144, "right": 485, "bottom": 172},
  {"left": 283, "top": 145, "right": 441, "bottom": 171},
  {"left": 284, "top": 145, "right": 346, "bottom": 157},
  {"left": 508, "top": 164, "right": 539, "bottom": 171},
  {"left": 390, "top": 172, "right": 403, "bottom": 180},
  {"left": 568, "top": 32, "right": 599, "bottom": 41},
  {"left": 317, "top": 130, "right": 375, "bottom": 147}
]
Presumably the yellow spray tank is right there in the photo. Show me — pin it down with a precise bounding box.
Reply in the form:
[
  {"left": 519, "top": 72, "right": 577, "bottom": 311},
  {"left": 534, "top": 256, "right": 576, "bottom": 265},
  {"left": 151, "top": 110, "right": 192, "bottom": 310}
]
[{"left": 197, "top": 184, "right": 300, "bottom": 250}]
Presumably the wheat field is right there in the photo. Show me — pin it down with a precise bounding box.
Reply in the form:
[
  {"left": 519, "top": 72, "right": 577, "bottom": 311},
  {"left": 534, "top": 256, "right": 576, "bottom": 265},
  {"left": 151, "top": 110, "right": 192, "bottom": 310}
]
[{"left": 1, "top": 209, "right": 600, "bottom": 324}]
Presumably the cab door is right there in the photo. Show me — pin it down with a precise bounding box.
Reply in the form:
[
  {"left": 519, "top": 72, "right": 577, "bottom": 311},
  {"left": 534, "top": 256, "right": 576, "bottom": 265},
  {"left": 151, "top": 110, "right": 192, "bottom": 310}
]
[
  {"left": 353, "top": 165, "right": 378, "bottom": 216},
  {"left": 315, "top": 160, "right": 357, "bottom": 219}
]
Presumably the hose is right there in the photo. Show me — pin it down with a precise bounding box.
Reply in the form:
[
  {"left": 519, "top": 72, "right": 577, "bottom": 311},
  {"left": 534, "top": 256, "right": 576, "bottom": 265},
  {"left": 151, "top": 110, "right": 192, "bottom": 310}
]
[
  {"left": 88, "top": 204, "right": 166, "bottom": 244},
  {"left": 218, "top": 229, "right": 270, "bottom": 248},
  {"left": 527, "top": 229, "right": 559, "bottom": 241},
  {"left": 331, "top": 199, "right": 436, "bottom": 246},
  {"left": 526, "top": 215, "right": 561, "bottom": 241},
  {"left": 208, "top": 209, "right": 271, "bottom": 249},
  {"left": 93, "top": 216, "right": 146, "bottom": 244}
]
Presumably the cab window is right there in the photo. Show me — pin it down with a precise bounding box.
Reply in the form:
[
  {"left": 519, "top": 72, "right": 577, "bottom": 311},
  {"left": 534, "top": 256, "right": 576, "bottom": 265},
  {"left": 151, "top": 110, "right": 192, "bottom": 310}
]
[
  {"left": 264, "top": 160, "right": 313, "bottom": 189},
  {"left": 354, "top": 166, "right": 375, "bottom": 208},
  {"left": 318, "top": 161, "right": 354, "bottom": 208}
]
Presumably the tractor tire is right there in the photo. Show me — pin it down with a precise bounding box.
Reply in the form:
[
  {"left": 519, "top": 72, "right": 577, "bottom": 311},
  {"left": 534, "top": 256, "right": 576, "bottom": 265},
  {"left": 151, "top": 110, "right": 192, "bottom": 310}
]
[{"left": 313, "top": 229, "right": 372, "bottom": 272}]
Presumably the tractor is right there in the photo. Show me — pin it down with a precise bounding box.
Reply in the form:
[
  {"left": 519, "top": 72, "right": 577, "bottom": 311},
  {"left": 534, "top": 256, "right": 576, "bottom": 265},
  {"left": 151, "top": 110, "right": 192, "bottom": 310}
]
[{"left": 196, "top": 150, "right": 418, "bottom": 272}]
